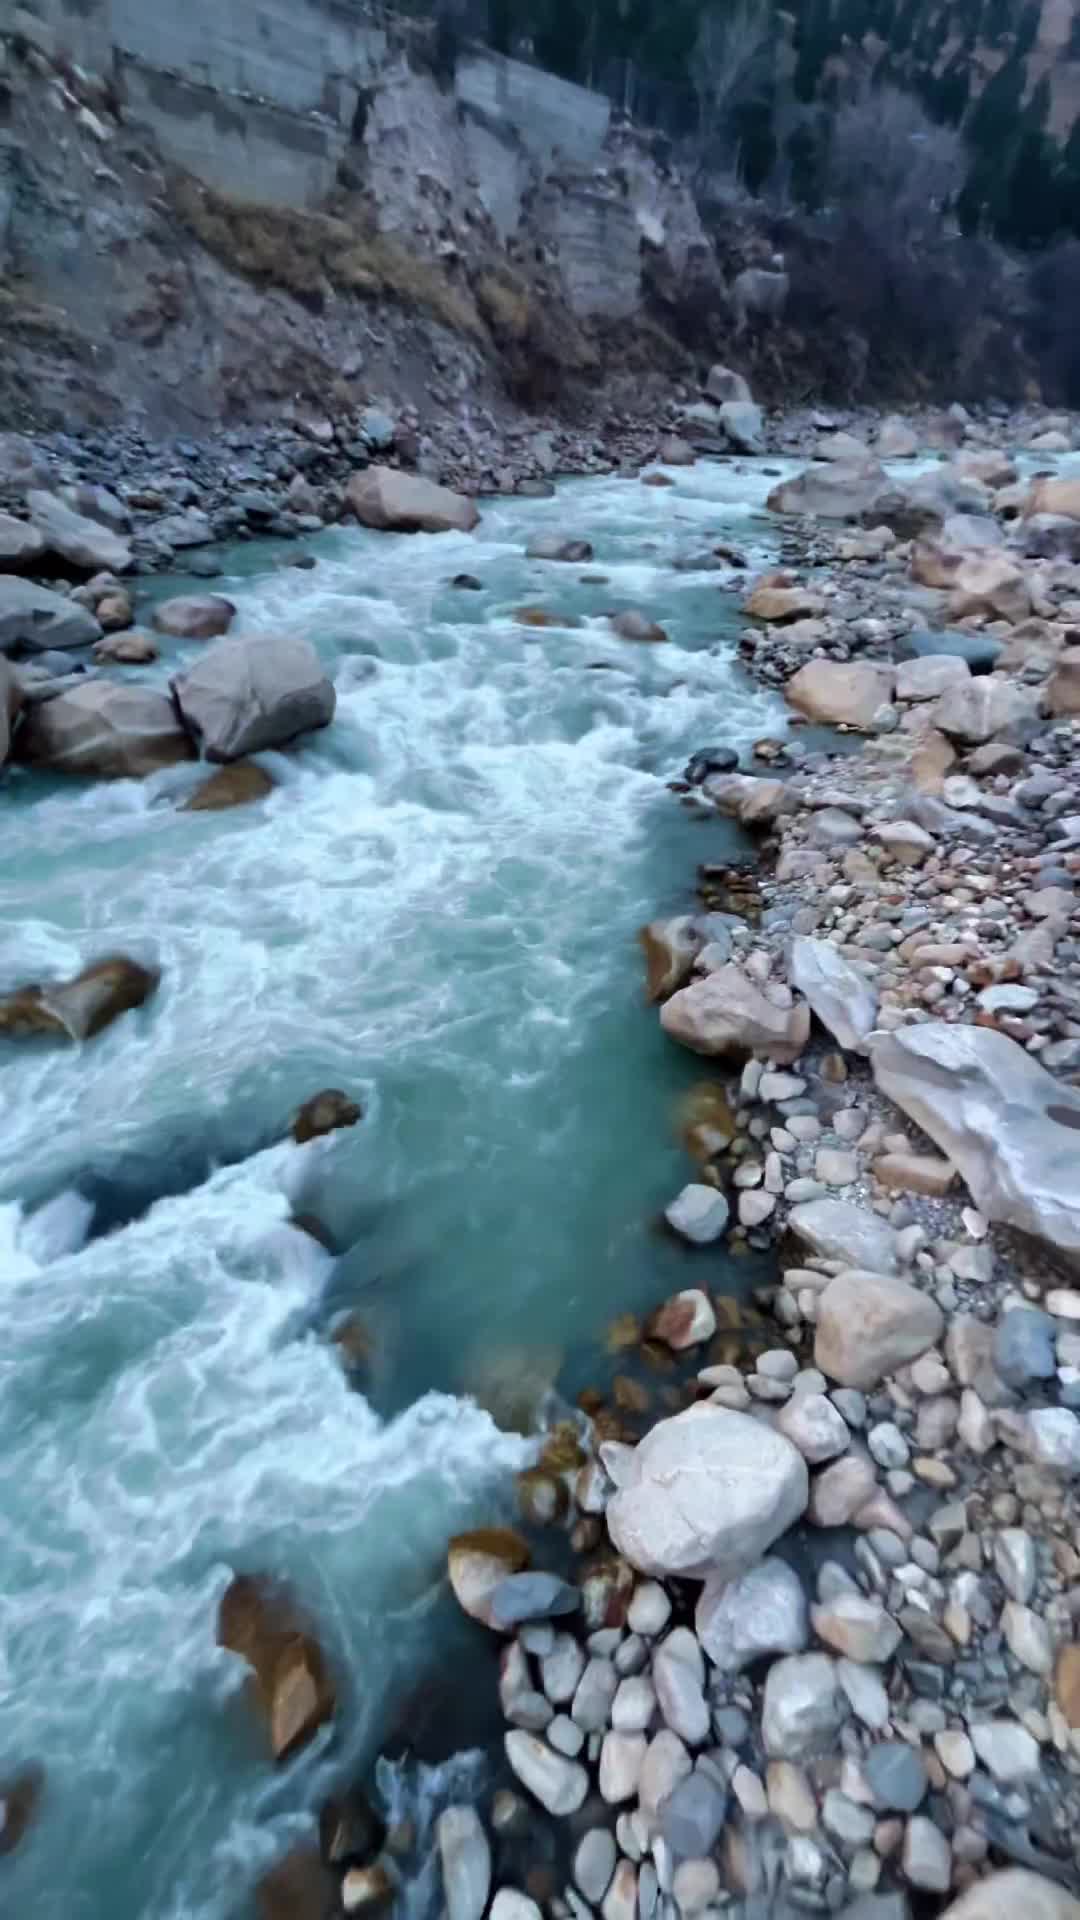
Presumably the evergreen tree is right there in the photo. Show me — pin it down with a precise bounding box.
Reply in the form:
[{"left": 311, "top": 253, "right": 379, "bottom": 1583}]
[
  {"left": 786, "top": 119, "right": 825, "bottom": 208},
  {"left": 1026, "top": 71, "right": 1051, "bottom": 131},
  {"left": 934, "top": 51, "right": 971, "bottom": 126},
  {"left": 794, "top": 0, "right": 832, "bottom": 102},
  {"left": 733, "top": 85, "right": 778, "bottom": 190},
  {"left": 1014, "top": 0, "right": 1040, "bottom": 59},
  {"left": 999, "top": 128, "right": 1061, "bottom": 245}
]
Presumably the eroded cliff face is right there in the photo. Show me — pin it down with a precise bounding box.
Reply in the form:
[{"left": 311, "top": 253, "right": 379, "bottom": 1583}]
[{"left": 0, "top": 5, "right": 709, "bottom": 434}]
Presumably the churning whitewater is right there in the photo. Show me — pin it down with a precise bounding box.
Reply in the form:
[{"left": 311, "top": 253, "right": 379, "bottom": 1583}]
[{"left": 0, "top": 462, "right": 787, "bottom": 1918}]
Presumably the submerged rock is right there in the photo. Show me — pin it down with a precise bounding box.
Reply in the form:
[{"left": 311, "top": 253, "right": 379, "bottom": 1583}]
[
  {"left": 0, "top": 1764, "right": 44, "bottom": 1857},
  {"left": 172, "top": 635, "right": 335, "bottom": 762},
  {"left": 348, "top": 467, "right": 479, "bottom": 534},
  {"left": 604, "top": 1403, "right": 808, "bottom": 1581},
  {"left": 217, "top": 1572, "right": 335, "bottom": 1763},
  {"left": 26, "top": 488, "right": 132, "bottom": 573},
  {"left": 0, "top": 955, "right": 159, "bottom": 1042},
  {"left": 291, "top": 1089, "right": 362, "bottom": 1145},
  {"left": 256, "top": 1847, "right": 340, "bottom": 1920},
  {"left": 181, "top": 762, "right": 275, "bottom": 811}
]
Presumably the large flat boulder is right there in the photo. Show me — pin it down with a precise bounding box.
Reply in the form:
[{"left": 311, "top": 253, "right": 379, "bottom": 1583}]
[
  {"left": 26, "top": 489, "right": 132, "bottom": 573},
  {"left": 766, "top": 460, "right": 887, "bottom": 520},
  {"left": 660, "top": 964, "right": 809, "bottom": 1063},
  {"left": 347, "top": 467, "right": 479, "bottom": 535},
  {"left": 784, "top": 660, "right": 895, "bottom": 730},
  {"left": 15, "top": 681, "right": 194, "bottom": 778},
  {"left": 172, "top": 636, "right": 335, "bottom": 762},
  {"left": 0, "top": 513, "right": 46, "bottom": 569},
  {"left": 815, "top": 1270, "right": 945, "bottom": 1389},
  {"left": 1023, "top": 476, "right": 1080, "bottom": 522},
  {"left": 604, "top": 1404, "right": 808, "bottom": 1581},
  {"left": 936, "top": 1873, "right": 1080, "bottom": 1920},
  {"left": 930, "top": 672, "right": 1038, "bottom": 743},
  {"left": 218, "top": 1573, "right": 334, "bottom": 1764},
  {"left": 789, "top": 937, "right": 877, "bottom": 1049},
  {"left": 0, "top": 576, "right": 102, "bottom": 654},
  {"left": 873, "top": 1023, "right": 1080, "bottom": 1255}
]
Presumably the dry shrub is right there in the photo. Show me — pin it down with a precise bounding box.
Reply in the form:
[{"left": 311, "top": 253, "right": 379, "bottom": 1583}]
[
  {"left": 167, "top": 175, "right": 482, "bottom": 337},
  {"left": 473, "top": 261, "right": 599, "bottom": 406}
]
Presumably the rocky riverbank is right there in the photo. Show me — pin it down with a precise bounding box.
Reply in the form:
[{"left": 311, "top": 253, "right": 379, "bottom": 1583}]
[{"left": 351, "top": 409, "right": 1080, "bottom": 1920}]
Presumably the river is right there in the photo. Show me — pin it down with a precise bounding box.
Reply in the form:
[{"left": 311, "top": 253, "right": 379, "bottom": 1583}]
[{"left": 0, "top": 457, "right": 792, "bottom": 1917}]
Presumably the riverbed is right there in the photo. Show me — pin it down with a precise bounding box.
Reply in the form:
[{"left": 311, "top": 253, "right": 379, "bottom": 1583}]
[{"left": 0, "top": 459, "right": 795, "bottom": 1917}]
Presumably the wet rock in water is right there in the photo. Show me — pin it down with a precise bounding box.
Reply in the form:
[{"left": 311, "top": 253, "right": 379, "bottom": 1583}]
[
  {"left": 172, "top": 635, "right": 335, "bottom": 762},
  {"left": 685, "top": 745, "right": 738, "bottom": 784},
  {"left": 341, "top": 1862, "right": 396, "bottom": 1916},
  {"left": 151, "top": 594, "right": 236, "bottom": 640},
  {"left": 437, "top": 1805, "right": 491, "bottom": 1920},
  {"left": 217, "top": 1572, "right": 335, "bottom": 1763},
  {"left": 787, "top": 1198, "right": 898, "bottom": 1273},
  {"left": 515, "top": 1467, "right": 567, "bottom": 1527},
  {"left": 1, "top": 656, "right": 22, "bottom": 768},
  {"left": 696, "top": 1555, "right": 807, "bottom": 1673},
  {"left": 489, "top": 1573, "right": 579, "bottom": 1629},
  {"left": 661, "top": 1182, "right": 726, "bottom": 1244},
  {"left": 17, "top": 679, "right": 193, "bottom": 778},
  {"left": 0, "top": 1764, "right": 44, "bottom": 1856},
  {"left": 640, "top": 916, "right": 703, "bottom": 1003},
  {"left": 92, "top": 630, "right": 157, "bottom": 664},
  {"left": 762, "top": 1652, "right": 845, "bottom": 1757},
  {"left": 605, "top": 1403, "right": 808, "bottom": 1580},
  {"left": 767, "top": 459, "right": 887, "bottom": 520},
  {"left": 658, "top": 435, "right": 695, "bottom": 466},
  {"left": 525, "top": 535, "right": 593, "bottom": 562},
  {"left": 931, "top": 673, "right": 1038, "bottom": 744},
  {"left": 0, "top": 576, "right": 102, "bottom": 654},
  {"left": 447, "top": 1527, "right": 530, "bottom": 1627},
  {"left": 815, "top": 1271, "right": 944, "bottom": 1390},
  {"left": 451, "top": 574, "right": 483, "bottom": 590},
  {"left": 319, "top": 1788, "right": 387, "bottom": 1868},
  {"left": 291, "top": 1089, "right": 362, "bottom": 1146},
  {"left": 936, "top": 1870, "right": 1080, "bottom": 1920},
  {"left": 504, "top": 1731, "right": 589, "bottom": 1814},
  {"left": 182, "top": 761, "right": 275, "bottom": 811},
  {"left": 660, "top": 964, "right": 809, "bottom": 1064},
  {"left": 348, "top": 468, "right": 480, "bottom": 534},
  {"left": 790, "top": 937, "right": 878, "bottom": 1050},
  {"left": 646, "top": 1286, "right": 718, "bottom": 1343},
  {"left": 256, "top": 1846, "right": 341, "bottom": 1920},
  {"left": 512, "top": 606, "right": 581, "bottom": 629},
  {"left": 873, "top": 1023, "right": 1080, "bottom": 1256},
  {"left": 26, "top": 488, "right": 132, "bottom": 573},
  {"left": 610, "top": 609, "right": 669, "bottom": 643},
  {"left": 0, "top": 955, "right": 159, "bottom": 1042}
]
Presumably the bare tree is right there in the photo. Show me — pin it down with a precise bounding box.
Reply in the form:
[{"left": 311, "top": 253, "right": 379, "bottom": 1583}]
[
  {"left": 691, "top": 0, "right": 773, "bottom": 159},
  {"left": 823, "top": 85, "right": 966, "bottom": 244}
]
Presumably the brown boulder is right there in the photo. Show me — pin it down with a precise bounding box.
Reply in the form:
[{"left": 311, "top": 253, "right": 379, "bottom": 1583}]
[
  {"left": 291, "top": 1089, "right": 363, "bottom": 1144},
  {"left": 660, "top": 964, "right": 810, "bottom": 1063},
  {"left": 745, "top": 584, "right": 825, "bottom": 623},
  {"left": 784, "top": 660, "right": 895, "bottom": 730},
  {"left": 0, "top": 955, "right": 159, "bottom": 1042},
  {"left": 1043, "top": 647, "right": 1080, "bottom": 717},
  {"left": 610, "top": 610, "right": 669, "bottom": 643},
  {"left": 218, "top": 1573, "right": 335, "bottom": 1764},
  {"left": 182, "top": 762, "right": 275, "bottom": 811},
  {"left": 0, "top": 1765, "right": 44, "bottom": 1857},
  {"left": 815, "top": 1270, "right": 945, "bottom": 1390},
  {"left": 1023, "top": 475, "right": 1080, "bottom": 522},
  {"left": 15, "top": 681, "right": 194, "bottom": 778},
  {"left": 348, "top": 467, "right": 479, "bottom": 534},
  {"left": 256, "top": 1846, "right": 340, "bottom": 1920},
  {"left": 947, "top": 552, "right": 1031, "bottom": 625},
  {"left": 96, "top": 590, "right": 134, "bottom": 632},
  {"left": 92, "top": 631, "right": 158, "bottom": 664},
  {"left": 640, "top": 916, "right": 702, "bottom": 1002},
  {"left": 447, "top": 1527, "right": 530, "bottom": 1628},
  {"left": 152, "top": 594, "right": 236, "bottom": 640}
]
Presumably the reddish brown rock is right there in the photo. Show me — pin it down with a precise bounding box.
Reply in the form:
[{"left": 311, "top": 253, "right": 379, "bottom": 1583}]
[
  {"left": 217, "top": 1573, "right": 335, "bottom": 1764},
  {"left": 291, "top": 1088, "right": 362, "bottom": 1145}
]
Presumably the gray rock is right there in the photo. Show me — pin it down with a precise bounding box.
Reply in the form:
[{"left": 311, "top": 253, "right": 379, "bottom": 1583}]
[
  {"left": 436, "top": 1806, "right": 491, "bottom": 1920},
  {"left": 0, "top": 512, "right": 45, "bottom": 568},
  {"left": 653, "top": 1628, "right": 709, "bottom": 1745},
  {"left": 665, "top": 1184, "right": 730, "bottom": 1245},
  {"left": 0, "top": 576, "right": 101, "bottom": 654},
  {"left": 762, "top": 1653, "right": 845, "bottom": 1757},
  {"left": 504, "top": 1731, "right": 589, "bottom": 1814},
  {"left": 902, "top": 1815, "right": 950, "bottom": 1893},
  {"left": 546, "top": 1714, "right": 584, "bottom": 1755},
  {"left": 788, "top": 1200, "right": 897, "bottom": 1273},
  {"left": 489, "top": 1575, "right": 580, "bottom": 1629},
  {"left": 611, "top": 1673, "right": 655, "bottom": 1732},
  {"left": 598, "top": 1730, "right": 647, "bottom": 1804},
  {"left": 627, "top": 1583, "right": 671, "bottom": 1637},
  {"left": 605, "top": 1404, "right": 808, "bottom": 1582},
  {"left": 491, "top": 1895, "right": 542, "bottom": 1920},
  {"left": 931, "top": 673, "right": 1037, "bottom": 744},
  {"left": 14, "top": 680, "right": 193, "bottom": 778},
  {"left": 26, "top": 489, "right": 132, "bottom": 573},
  {"left": 525, "top": 534, "right": 593, "bottom": 562},
  {"left": 348, "top": 467, "right": 479, "bottom": 535},
  {"left": 863, "top": 1743, "right": 928, "bottom": 1813},
  {"left": 719, "top": 400, "right": 765, "bottom": 455},
  {"left": 574, "top": 1829, "right": 616, "bottom": 1906},
  {"left": 790, "top": 937, "right": 878, "bottom": 1050},
  {"left": 147, "top": 509, "right": 214, "bottom": 549},
  {"left": 172, "top": 635, "right": 335, "bottom": 763},
  {"left": 873, "top": 1023, "right": 1080, "bottom": 1257},
  {"left": 837, "top": 1659, "right": 889, "bottom": 1731},
  {"left": 994, "top": 1309, "right": 1056, "bottom": 1389},
  {"left": 659, "top": 1769, "right": 727, "bottom": 1859},
  {"left": 823, "top": 1789, "right": 876, "bottom": 1848},
  {"left": 571, "top": 1657, "right": 618, "bottom": 1732},
  {"left": 777, "top": 1395, "right": 850, "bottom": 1465},
  {"left": 993, "top": 1530, "right": 1035, "bottom": 1604},
  {"left": 541, "top": 1634, "right": 586, "bottom": 1706},
  {"left": 968, "top": 1720, "right": 1040, "bottom": 1782},
  {"left": 639, "top": 1728, "right": 692, "bottom": 1822},
  {"left": 695, "top": 1556, "right": 807, "bottom": 1673},
  {"left": 897, "top": 628, "right": 1002, "bottom": 672}
]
